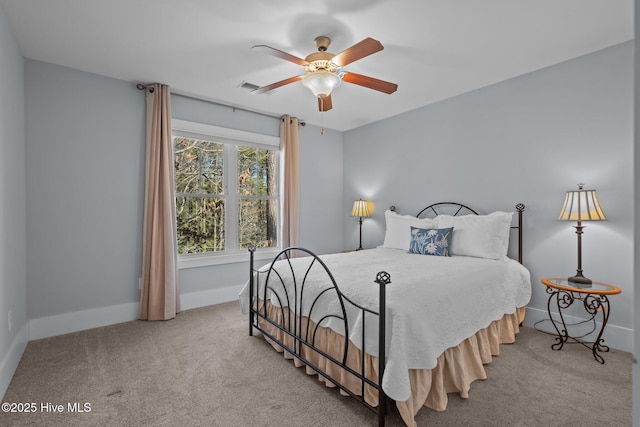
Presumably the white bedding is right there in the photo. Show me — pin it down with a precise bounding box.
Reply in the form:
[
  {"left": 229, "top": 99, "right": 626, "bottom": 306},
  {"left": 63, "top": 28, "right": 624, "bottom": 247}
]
[{"left": 239, "top": 247, "right": 531, "bottom": 402}]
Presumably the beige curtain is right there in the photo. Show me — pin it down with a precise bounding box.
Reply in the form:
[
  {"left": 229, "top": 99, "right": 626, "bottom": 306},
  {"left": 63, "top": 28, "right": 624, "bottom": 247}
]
[
  {"left": 280, "top": 115, "right": 300, "bottom": 248},
  {"left": 139, "top": 84, "right": 180, "bottom": 321}
]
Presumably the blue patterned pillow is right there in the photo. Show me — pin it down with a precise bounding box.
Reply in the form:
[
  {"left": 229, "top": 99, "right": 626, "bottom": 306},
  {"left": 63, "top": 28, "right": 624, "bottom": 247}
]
[{"left": 409, "top": 226, "right": 454, "bottom": 256}]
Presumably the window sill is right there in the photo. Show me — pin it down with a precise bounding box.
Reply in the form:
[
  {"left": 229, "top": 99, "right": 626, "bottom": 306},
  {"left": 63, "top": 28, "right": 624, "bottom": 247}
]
[{"left": 178, "top": 248, "right": 281, "bottom": 269}]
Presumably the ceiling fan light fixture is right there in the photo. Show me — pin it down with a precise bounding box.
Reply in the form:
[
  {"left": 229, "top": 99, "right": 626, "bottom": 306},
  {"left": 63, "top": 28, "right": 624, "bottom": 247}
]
[{"left": 301, "top": 71, "right": 342, "bottom": 98}]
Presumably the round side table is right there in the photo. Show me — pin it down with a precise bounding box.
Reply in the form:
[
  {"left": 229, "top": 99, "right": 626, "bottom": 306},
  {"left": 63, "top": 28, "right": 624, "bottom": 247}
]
[{"left": 541, "top": 277, "right": 621, "bottom": 364}]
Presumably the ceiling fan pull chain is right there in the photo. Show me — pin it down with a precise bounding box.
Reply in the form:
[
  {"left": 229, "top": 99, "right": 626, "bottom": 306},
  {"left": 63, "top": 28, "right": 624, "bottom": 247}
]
[{"left": 320, "top": 99, "right": 325, "bottom": 135}]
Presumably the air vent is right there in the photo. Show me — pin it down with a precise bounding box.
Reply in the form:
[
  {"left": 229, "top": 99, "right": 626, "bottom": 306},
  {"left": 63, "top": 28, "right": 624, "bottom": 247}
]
[{"left": 239, "top": 81, "right": 261, "bottom": 91}]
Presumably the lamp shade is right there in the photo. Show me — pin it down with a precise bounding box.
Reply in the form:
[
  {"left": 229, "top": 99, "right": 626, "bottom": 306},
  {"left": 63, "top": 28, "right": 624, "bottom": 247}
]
[
  {"left": 558, "top": 184, "right": 606, "bottom": 222},
  {"left": 351, "top": 199, "right": 373, "bottom": 218},
  {"left": 301, "top": 71, "right": 341, "bottom": 98}
]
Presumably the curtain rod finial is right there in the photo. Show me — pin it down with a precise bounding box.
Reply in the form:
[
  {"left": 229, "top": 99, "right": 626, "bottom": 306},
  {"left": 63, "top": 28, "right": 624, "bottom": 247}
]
[{"left": 137, "top": 83, "right": 155, "bottom": 93}]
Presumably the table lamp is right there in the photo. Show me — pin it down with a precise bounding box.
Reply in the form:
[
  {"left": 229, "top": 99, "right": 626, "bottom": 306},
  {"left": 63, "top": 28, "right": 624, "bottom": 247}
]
[
  {"left": 558, "top": 183, "right": 606, "bottom": 285},
  {"left": 351, "top": 199, "right": 373, "bottom": 250}
]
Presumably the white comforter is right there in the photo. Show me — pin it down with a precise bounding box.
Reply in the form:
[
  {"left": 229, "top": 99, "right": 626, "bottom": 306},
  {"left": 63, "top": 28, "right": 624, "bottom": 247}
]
[{"left": 238, "top": 247, "right": 531, "bottom": 402}]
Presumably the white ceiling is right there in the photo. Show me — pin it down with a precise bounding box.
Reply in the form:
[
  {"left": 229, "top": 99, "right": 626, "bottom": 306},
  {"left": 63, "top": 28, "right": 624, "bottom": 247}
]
[{"left": 0, "top": 0, "right": 633, "bottom": 131}]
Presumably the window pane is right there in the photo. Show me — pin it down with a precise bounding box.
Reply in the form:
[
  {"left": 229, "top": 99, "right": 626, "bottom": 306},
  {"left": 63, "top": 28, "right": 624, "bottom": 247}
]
[
  {"left": 238, "top": 146, "right": 278, "bottom": 196},
  {"left": 174, "top": 137, "right": 224, "bottom": 195},
  {"left": 239, "top": 198, "right": 278, "bottom": 249},
  {"left": 176, "top": 196, "right": 225, "bottom": 254}
]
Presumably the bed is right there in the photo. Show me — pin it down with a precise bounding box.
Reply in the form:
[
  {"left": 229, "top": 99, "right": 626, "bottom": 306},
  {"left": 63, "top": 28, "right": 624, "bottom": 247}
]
[{"left": 239, "top": 202, "right": 530, "bottom": 426}]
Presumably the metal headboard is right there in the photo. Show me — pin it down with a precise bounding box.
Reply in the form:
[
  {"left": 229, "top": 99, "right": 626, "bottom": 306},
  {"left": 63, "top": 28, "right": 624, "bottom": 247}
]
[
  {"left": 391, "top": 202, "right": 525, "bottom": 264},
  {"left": 416, "top": 202, "right": 479, "bottom": 218}
]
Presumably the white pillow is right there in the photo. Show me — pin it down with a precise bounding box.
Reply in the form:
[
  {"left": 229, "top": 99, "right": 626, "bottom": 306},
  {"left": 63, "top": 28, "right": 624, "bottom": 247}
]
[
  {"left": 382, "top": 210, "right": 435, "bottom": 250},
  {"left": 433, "top": 211, "right": 513, "bottom": 260}
]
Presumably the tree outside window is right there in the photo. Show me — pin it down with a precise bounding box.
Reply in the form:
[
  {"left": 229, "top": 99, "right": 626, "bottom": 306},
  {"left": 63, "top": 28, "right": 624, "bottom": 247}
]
[{"left": 174, "top": 135, "right": 279, "bottom": 255}]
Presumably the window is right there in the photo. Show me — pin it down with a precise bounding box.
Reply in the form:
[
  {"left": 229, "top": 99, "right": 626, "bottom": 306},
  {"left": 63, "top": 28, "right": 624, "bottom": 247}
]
[{"left": 172, "top": 119, "right": 281, "bottom": 267}]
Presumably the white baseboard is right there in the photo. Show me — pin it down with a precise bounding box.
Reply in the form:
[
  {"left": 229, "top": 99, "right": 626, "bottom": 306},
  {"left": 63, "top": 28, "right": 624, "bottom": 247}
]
[
  {"left": 0, "top": 323, "right": 28, "bottom": 400},
  {"left": 524, "top": 306, "right": 633, "bottom": 353},
  {"left": 28, "top": 284, "right": 244, "bottom": 341},
  {"left": 28, "top": 302, "right": 140, "bottom": 341},
  {"left": 180, "top": 284, "right": 243, "bottom": 311}
]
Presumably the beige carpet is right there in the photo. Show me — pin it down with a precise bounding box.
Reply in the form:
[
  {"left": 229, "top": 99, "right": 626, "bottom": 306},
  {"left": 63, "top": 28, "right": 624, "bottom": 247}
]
[{"left": 1, "top": 301, "right": 632, "bottom": 426}]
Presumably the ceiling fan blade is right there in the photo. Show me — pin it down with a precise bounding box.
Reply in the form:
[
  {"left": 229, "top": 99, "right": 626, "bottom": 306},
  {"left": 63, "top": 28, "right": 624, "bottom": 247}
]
[
  {"left": 252, "top": 45, "right": 309, "bottom": 66},
  {"left": 252, "top": 75, "right": 304, "bottom": 94},
  {"left": 342, "top": 72, "right": 398, "bottom": 94},
  {"left": 331, "top": 37, "right": 384, "bottom": 67},
  {"left": 318, "top": 94, "right": 333, "bottom": 112}
]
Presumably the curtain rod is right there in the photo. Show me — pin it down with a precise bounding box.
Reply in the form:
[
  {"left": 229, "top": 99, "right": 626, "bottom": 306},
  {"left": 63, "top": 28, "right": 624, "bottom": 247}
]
[{"left": 136, "top": 83, "right": 305, "bottom": 126}]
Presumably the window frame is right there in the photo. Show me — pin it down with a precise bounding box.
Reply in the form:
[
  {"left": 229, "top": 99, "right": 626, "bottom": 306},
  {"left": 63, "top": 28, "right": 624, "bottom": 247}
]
[{"left": 172, "top": 119, "right": 282, "bottom": 269}]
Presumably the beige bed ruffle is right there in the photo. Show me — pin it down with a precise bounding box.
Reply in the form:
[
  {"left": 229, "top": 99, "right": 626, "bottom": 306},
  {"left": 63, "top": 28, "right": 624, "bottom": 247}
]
[{"left": 254, "top": 301, "right": 526, "bottom": 427}]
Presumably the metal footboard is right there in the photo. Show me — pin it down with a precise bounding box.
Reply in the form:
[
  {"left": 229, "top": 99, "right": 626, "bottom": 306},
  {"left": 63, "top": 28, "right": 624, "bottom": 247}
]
[{"left": 248, "top": 246, "right": 391, "bottom": 426}]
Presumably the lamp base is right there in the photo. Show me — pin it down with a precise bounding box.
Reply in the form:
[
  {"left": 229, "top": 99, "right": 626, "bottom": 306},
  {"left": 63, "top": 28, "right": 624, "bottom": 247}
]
[{"left": 568, "top": 274, "right": 592, "bottom": 288}]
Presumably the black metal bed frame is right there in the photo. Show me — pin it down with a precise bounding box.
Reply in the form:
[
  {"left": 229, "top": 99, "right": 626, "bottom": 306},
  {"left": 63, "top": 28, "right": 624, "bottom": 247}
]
[{"left": 247, "top": 202, "right": 525, "bottom": 426}]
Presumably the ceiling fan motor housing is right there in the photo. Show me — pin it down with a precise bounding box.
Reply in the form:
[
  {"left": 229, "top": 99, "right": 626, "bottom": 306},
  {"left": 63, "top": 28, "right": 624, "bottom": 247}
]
[{"left": 304, "top": 52, "right": 339, "bottom": 72}]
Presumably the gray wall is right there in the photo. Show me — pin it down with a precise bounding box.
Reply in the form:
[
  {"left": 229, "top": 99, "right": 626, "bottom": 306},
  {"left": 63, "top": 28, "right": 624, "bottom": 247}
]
[
  {"left": 298, "top": 125, "right": 344, "bottom": 254},
  {"left": 23, "top": 63, "right": 345, "bottom": 320},
  {"left": 25, "top": 60, "right": 146, "bottom": 318},
  {"left": 633, "top": 2, "right": 639, "bottom": 425},
  {"left": 344, "top": 42, "right": 634, "bottom": 350},
  {"left": 0, "top": 3, "right": 27, "bottom": 395}
]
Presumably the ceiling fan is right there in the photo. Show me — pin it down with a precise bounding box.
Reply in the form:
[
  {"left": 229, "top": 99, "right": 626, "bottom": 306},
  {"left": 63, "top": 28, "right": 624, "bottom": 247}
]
[{"left": 252, "top": 36, "right": 398, "bottom": 112}]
